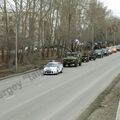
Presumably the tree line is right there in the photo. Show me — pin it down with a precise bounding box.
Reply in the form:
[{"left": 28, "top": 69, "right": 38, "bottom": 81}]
[{"left": 0, "top": 0, "right": 120, "bottom": 69}]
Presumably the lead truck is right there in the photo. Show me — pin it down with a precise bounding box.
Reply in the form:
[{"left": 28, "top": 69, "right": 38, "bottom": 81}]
[{"left": 63, "top": 52, "right": 82, "bottom": 67}]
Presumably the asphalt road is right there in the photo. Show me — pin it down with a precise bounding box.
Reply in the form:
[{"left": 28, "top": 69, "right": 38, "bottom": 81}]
[{"left": 0, "top": 53, "right": 120, "bottom": 120}]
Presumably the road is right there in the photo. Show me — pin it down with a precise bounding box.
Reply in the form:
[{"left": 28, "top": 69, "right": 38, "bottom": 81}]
[{"left": 0, "top": 53, "right": 120, "bottom": 120}]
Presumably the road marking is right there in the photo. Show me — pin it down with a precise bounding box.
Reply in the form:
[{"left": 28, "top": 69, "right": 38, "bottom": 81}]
[
  {"left": 116, "top": 100, "right": 120, "bottom": 120},
  {"left": 5, "top": 95, "right": 15, "bottom": 101}
]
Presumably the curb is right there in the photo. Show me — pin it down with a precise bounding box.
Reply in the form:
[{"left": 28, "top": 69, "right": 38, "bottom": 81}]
[
  {"left": 116, "top": 100, "right": 120, "bottom": 120},
  {"left": 0, "top": 68, "right": 39, "bottom": 81}
]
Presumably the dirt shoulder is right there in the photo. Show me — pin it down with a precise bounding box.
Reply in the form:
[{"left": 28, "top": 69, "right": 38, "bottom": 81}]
[{"left": 77, "top": 74, "right": 120, "bottom": 120}]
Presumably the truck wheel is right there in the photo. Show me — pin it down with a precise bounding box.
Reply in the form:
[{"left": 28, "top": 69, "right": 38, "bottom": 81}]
[
  {"left": 63, "top": 64, "right": 66, "bottom": 67},
  {"left": 87, "top": 59, "right": 89, "bottom": 62},
  {"left": 79, "top": 62, "right": 81, "bottom": 66},
  {"left": 75, "top": 63, "right": 78, "bottom": 67},
  {"left": 68, "top": 64, "right": 70, "bottom": 67}
]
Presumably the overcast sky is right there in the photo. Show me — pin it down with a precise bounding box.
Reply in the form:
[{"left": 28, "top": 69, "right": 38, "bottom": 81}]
[
  {"left": 99, "top": 0, "right": 120, "bottom": 16},
  {"left": 5, "top": 0, "right": 120, "bottom": 17}
]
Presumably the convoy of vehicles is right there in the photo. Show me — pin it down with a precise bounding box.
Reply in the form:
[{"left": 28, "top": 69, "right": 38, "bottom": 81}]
[{"left": 43, "top": 45, "right": 119, "bottom": 75}]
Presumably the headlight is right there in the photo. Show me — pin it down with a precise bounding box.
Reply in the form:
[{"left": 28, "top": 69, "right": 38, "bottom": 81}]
[{"left": 43, "top": 68, "right": 46, "bottom": 71}]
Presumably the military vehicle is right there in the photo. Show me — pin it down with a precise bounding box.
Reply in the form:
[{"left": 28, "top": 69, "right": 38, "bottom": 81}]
[
  {"left": 63, "top": 52, "right": 82, "bottom": 67},
  {"left": 82, "top": 52, "right": 90, "bottom": 62},
  {"left": 89, "top": 50, "right": 97, "bottom": 60}
]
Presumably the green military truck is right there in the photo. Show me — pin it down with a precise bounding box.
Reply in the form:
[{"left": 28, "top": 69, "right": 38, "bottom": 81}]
[{"left": 63, "top": 52, "right": 82, "bottom": 67}]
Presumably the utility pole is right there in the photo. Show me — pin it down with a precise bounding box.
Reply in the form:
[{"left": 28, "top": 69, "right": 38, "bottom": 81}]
[
  {"left": 68, "top": 0, "right": 71, "bottom": 50},
  {"left": 105, "top": 29, "right": 108, "bottom": 41},
  {"left": 92, "top": 22, "right": 95, "bottom": 50},
  {"left": 15, "top": 0, "right": 18, "bottom": 72},
  {"left": 113, "top": 32, "right": 116, "bottom": 45}
]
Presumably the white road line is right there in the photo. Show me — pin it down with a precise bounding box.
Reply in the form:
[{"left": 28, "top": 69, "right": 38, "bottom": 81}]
[
  {"left": 116, "top": 100, "right": 120, "bottom": 120},
  {"left": 5, "top": 95, "right": 15, "bottom": 101}
]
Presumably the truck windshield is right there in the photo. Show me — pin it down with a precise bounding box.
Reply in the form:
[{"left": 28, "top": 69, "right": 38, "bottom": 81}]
[{"left": 65, "top": 53, "right": 77, "bottom": 57}]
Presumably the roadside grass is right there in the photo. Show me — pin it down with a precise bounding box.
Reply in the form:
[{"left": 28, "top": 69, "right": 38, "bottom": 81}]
[{"left": 0, "top": 54, "right": 62, "bottom": 79}]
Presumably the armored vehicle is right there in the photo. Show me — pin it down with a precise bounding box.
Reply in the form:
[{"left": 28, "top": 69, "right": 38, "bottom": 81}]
[{"left": 63, "top": 52, "right": 82, "bottom": 67}]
